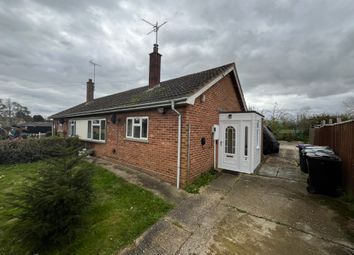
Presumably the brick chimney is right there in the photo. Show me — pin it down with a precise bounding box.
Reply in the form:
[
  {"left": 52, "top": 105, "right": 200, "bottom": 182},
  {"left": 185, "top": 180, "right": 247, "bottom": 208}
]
[
  {"left": 86, "top": 79, "right": 94, "bottom": 102},
  {"left": 149, "top": 44, "right": 162, "bottom": 88}
]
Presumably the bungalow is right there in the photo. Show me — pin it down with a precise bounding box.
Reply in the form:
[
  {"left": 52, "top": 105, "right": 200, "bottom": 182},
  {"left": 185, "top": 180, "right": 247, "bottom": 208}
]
[{"left": 50, "top": 44, "right": 263, "bottom": 188}]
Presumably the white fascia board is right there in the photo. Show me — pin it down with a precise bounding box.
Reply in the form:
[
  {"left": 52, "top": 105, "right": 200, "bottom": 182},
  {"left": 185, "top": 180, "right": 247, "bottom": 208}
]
[{"left": 186, "top": 64, "right": 247, "bottom": 110}]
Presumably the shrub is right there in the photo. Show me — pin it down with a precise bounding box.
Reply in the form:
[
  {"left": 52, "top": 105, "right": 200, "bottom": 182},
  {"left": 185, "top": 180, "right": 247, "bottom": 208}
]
[
  {"left": 4, "top": 155, "right": 94, "bottom": 253},
  {"left": 0, "top": 137, "right": 83, "bottom": 164}
]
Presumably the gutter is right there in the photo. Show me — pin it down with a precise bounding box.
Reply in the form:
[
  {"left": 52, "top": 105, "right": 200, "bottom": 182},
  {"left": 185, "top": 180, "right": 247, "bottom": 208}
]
[
  {"left": 171, "top": 100, "right": 182, "bottom": 189},
  {"left": 50, "top": 97, "right": 188, "bottom": 119}
]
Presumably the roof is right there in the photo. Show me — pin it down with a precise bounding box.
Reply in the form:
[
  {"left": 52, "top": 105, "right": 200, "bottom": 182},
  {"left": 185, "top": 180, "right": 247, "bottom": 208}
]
[
  {"left": 51, "top": 63, "right": 246, "bottom": 118},
  {"left": 220, "top": 111, "right": 265, "bottom": 118},
  {"left": 19, "top": 121, "right": 52, "bottom": 127}
]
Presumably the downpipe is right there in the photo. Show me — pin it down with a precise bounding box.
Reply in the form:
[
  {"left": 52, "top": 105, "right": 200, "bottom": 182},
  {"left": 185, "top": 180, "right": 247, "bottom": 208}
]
[{"left": 171, "top": 100, "right": 181, "bottom": 189}]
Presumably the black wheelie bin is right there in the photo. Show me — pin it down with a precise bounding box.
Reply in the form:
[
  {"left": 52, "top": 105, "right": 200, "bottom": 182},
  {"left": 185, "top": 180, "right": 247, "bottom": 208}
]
[
  {"left": 299, "top": 146, "right": 334, "bottom": 173},
  {"left": 306, "top": 151, "right": 342, "bottom": 196}
]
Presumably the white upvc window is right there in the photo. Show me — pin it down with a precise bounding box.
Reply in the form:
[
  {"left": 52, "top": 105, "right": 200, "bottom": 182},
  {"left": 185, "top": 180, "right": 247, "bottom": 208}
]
[
  {"left": 256, "top": 120, "right": 260, "bottom": 149},
  {"left": 69, "top": 120, "right": 76, "bottom": 136},
  {"left": 126, "top": 117, "right": 148, "bottom": 140},
  {"left": 87, "top": 119, "right": 106, "bottom": 141}
]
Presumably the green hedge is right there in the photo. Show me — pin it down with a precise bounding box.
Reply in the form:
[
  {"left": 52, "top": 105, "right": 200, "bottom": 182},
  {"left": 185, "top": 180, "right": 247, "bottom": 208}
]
[{"left": 0, "top": 137, "right": 83, "bottom": 164}]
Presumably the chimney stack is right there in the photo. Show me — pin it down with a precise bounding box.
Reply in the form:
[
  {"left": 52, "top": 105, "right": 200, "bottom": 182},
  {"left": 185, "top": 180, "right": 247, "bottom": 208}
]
[
  {"left": 149, "top": 44, "right": 161, "bottom": 88},
  {"left": 86, "top": 79, "right": 94, "bottom": 102}
]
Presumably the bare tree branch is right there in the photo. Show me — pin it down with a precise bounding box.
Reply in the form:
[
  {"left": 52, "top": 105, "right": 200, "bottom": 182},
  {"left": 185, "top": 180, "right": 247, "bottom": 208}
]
[{"left": 343, "top": 96, "right": 354, "bottom": 117}]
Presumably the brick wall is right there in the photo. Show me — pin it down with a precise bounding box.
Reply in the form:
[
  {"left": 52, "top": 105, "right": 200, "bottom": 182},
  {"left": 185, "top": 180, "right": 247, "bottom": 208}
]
[
  {"left": 84, "top": 108, "right": 185, "bottom": 185},
  {"left": 181, "top": 74, "right": 242, "bottom": 184}
]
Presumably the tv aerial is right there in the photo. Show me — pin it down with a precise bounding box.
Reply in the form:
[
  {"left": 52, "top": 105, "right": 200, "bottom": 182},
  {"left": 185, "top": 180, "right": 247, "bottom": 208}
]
[
  {"left": 141, "top": 18, "right": 167, "bottom": 45},
  {"left": 89, "top": 60, "right": 102, "bottom": 83}
]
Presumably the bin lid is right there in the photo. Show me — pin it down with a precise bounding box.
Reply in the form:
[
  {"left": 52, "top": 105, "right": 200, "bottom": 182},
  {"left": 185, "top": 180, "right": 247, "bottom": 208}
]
[
  {"left": 302, "top": 146, "right": 334, "bottom": 155},
  {"left": 296, "top": 144, "right": 312, "bottom": 149},
  {"left": 306, "top": 151, "right": 341, "bottom": 162}
]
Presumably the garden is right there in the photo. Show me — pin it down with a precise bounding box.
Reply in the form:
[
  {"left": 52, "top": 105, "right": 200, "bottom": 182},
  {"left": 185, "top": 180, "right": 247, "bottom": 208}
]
[{"left": 0, "top": 137, "right": 171, "bottom": 254}]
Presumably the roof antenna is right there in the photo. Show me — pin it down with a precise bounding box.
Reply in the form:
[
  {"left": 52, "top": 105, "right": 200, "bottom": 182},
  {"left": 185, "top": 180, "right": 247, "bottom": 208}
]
[
  {"left": 89, "top": 60, "right": 102, "bottom": 83},
  {"left": 141, "top": 18, "right": 167, "bottom": 45}
]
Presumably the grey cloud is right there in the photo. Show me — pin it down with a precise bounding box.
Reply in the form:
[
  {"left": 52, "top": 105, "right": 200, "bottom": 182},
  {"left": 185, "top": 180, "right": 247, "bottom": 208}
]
[{"left": 0, "top": 0, "right": 353, "bottom": 117}]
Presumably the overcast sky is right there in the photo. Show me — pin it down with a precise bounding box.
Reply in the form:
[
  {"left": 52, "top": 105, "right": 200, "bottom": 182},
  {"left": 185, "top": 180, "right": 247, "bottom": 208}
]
[{"left": 1, "top": 0, "right": 353, "bottom": 118}]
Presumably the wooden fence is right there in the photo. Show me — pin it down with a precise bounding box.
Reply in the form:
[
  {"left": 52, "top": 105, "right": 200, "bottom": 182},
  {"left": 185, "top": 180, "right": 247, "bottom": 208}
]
[{"left": 313, "top": 120, "right": 354, "bottom": 195}]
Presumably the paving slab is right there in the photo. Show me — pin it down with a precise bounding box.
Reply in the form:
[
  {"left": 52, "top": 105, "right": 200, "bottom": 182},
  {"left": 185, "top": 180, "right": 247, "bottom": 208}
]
[
  {"left": 224, "top": 174, "right": 354, "bottom": 248},
  {"left": 256, "top": 163, "right": 279, "bottom": 177},
  {"left": 121, "top": 219, "right": 191, "bottom": 255},
  {"left": 167, "top": 185, "right": 227, "bottom": 233},
  {"left": 176, "top": 202, "right": 230, "bottom": 255},
  {"left": 207, "top": 171, "right": 240, "bottom": 193},
  {"left": 277, "top": 164, "right": 307, "bottom": 181},
  {"left": 257, "top": 144, "right": 307, "bottom": 182},
  {"left": 205, "top": 208, "right": 353, "bottom": 255}
]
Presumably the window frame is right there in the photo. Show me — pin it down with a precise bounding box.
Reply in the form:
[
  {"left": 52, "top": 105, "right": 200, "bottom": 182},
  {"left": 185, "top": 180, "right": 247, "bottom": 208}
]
[
  {"left": 69, "top": 120, "right": 76, "bottom": 137},
  {"left": 225, "top": 126, "right": 236, "bottom": 154},
  {"left": 126, "top": 117, "right": 149, "bottom": 141},
  {"left": 256, "top": 120, "right": 260, "bottom": 149},
  {"left": 244, "top": 126, "right": 248, "bottom": 157},
  {"left": 87, "top": 119, "right": 106, "bottom": 142},
  {"left": 87, "top": 120, "right": 92, "bottom": 139}
]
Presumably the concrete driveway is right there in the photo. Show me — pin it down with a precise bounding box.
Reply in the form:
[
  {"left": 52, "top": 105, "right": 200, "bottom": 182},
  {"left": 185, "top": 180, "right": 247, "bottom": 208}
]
[{"left": 118, "top": 141, "right": 354, "bottom": 255}]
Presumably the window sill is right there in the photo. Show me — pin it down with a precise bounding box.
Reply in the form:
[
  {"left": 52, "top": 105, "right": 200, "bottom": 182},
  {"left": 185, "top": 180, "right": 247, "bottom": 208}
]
[
  {"left": 124, "top": 137, "right": 149, "bottom": 143},
  {"left": 80, "top": 138, "right": 106, "bottom": 144}
]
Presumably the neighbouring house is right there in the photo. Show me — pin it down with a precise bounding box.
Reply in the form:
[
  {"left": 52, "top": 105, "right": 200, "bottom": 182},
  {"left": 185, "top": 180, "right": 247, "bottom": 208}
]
[
  {"left": 19, "top": 121, "right": 52, "bottom": 135},
  {"left": 50, "top": 43, "right": 263, "bottom": 188}
]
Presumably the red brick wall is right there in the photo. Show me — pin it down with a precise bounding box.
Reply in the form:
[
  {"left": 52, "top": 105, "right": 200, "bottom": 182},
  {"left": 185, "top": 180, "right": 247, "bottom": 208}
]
[
  {"left": 181, "top": 74, "right": 242, "bottom": 184},
  {"left": 84, "top": 109, "right": 184, "bottom": 185},
  {"left": 54, "top": 73, "right": 243, "bottom": 187}
]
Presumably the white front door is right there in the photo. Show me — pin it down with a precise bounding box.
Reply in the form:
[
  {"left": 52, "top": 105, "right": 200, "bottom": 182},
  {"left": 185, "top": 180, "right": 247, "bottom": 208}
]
[{"left": 219, "top": 123, "right": 239, "bottom": 171}]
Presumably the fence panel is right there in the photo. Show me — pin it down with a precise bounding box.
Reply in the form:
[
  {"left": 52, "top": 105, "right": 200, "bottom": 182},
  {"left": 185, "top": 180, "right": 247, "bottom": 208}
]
[{"left": 313, "top": 121, "right": 354, "bottom": 195}]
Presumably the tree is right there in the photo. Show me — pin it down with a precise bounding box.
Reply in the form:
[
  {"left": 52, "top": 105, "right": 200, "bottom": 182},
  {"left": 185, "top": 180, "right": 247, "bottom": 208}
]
[
  {"left": 0, "top": 98, "right": 32, "bottom": 126},
  {"left": 0, "top": 99, "right": 5, "bottom": 115},
  {"left": 268, "top": 102, "right": 289, "bottom": 122},
  {"left": 343, "top": 96, "right": 354, "bottom": 117},
  {"left": 5, "top": 147, "right": 93, "bottom": 253},
  {"left": 14, "top": 102, "right": 31, "bottom": 121},
  {"left": 258, "top": 100, "right": 352, "bottom": 142},
  {"left": 33, "top": 115, "right": 45, "bottom": 122},
  {"left": 265, "top": 103, "right": 291, "bottom": 137},
  {"left": 0, "top": 99, "right": 6, "bottom": 126}
]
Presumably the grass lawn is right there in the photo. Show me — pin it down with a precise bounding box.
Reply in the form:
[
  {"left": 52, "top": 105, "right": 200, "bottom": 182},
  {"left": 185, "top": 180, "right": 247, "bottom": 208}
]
[{"left": 0, "top": 161, "right": 172, "bottom": 255}]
